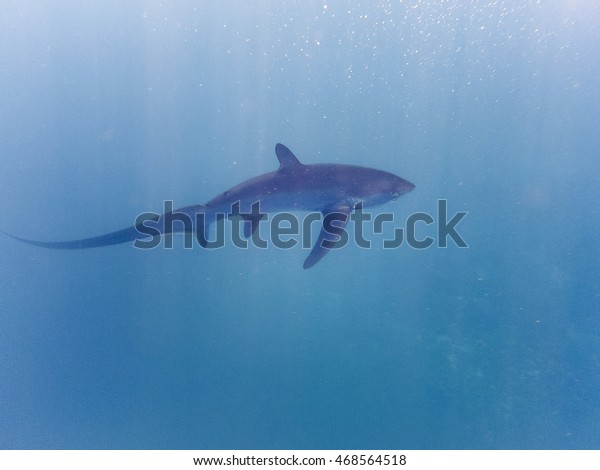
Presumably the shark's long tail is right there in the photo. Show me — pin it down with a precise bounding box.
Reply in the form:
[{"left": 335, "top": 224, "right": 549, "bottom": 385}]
[
  {"left": 2, "top": 204, "right": 209, "bottom": 250},
  {"left": 1, "top": 226, "right": 143, "bottom": 249}
]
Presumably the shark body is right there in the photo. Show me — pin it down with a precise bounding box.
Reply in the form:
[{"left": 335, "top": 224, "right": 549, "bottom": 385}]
[{"left": 4, "top": 144, "right": 414, "bottom": 268}]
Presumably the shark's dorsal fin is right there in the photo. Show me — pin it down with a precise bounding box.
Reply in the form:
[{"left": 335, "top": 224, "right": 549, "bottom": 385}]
[{"left": 275, "top": 143, "right": 302, "bottom": 170}]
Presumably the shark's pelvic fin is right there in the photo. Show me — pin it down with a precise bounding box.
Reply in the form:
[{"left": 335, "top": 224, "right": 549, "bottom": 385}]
[{"left": 241, "top": 214, "right": 266, "bottom": 238}]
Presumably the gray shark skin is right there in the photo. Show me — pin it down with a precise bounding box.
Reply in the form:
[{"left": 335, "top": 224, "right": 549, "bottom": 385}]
[{"left": 3, "top": 144, "right": 415, "bottom": 268}]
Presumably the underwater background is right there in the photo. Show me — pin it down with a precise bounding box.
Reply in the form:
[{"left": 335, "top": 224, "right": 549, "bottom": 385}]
[{"left": 1, "top": 0, "right": 599, "bottom": 449}]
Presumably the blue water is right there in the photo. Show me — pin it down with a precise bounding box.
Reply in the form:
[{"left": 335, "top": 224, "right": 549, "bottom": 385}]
[{"left": 1, "top": 1, "right": 599, "bottom": 449}]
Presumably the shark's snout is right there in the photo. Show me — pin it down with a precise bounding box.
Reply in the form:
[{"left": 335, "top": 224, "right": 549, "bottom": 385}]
[{"left": 392, "top": 178, "right": 415, "bottom": 199}]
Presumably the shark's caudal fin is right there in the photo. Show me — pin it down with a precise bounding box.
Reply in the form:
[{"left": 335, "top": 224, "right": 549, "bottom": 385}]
[
  {"left": 2, "top": 204, "right": 209, "bottom": 250},
  {"left": 1, "top": 226, "right": 144, "bottom": 249}
]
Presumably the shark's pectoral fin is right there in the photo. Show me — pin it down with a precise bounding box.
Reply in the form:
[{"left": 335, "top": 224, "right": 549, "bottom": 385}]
[{"left": 303, "top": 203, "right": 353, "bottom": 269}]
